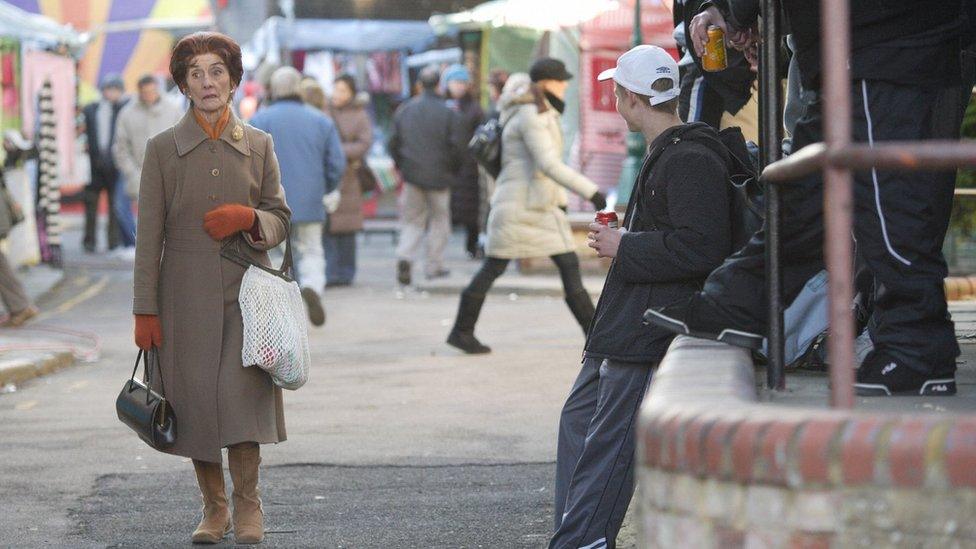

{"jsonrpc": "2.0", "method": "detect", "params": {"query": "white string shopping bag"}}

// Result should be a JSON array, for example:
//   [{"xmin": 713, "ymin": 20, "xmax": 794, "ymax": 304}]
[{"xmin": 221, "ymin": 232, "xmax": 310, "ymax": 390}]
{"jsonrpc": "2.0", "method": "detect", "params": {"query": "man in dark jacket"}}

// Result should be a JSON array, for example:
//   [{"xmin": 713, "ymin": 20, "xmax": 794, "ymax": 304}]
[
  {"xmin": 82, "ymin": 74, "xmax": 128, "ymax": 253},
  {"xmin": 646, "ymin": 0, "xmax": 964, "ymax": 396},
  {"xmin": 673, "ymin": 0, "xmax": 756, "ymax": 128},
  {"xmin": 389, "ymin": 65, "xmax": 464, "ymax": 285},
  {"xmin": 549, "ymin": 46, "xmax": 732, "ymax": 549}
]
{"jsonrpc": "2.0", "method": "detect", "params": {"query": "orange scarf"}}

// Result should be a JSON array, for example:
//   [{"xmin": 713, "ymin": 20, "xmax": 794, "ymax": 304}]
[{"xmin": 193, "ymin": 106, "xmax": 231, "ymax": 140}]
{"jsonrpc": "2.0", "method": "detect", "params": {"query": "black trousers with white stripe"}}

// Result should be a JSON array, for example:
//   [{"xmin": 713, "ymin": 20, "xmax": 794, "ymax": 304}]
[
  {"xmin": 678, "ymin": 63, "xmax": 726, "ymax": 129},
  {"xmin": 701, "ymin": 79, "xmax": 960, "ymax": 374}
]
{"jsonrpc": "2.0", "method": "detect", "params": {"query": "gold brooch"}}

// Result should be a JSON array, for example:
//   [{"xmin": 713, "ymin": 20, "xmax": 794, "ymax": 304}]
[{"xmin": 232, "ymin": 125, "xmax": 244, "ymax": 141}]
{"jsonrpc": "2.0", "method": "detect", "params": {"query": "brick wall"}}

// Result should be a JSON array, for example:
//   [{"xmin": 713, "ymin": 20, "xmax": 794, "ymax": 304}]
[{"xmin": 636, "ymin": 337, "xmax": 976, "ymax": 548}]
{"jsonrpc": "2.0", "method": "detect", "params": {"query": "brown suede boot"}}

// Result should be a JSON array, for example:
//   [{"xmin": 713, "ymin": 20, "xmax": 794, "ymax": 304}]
[
  {"xmin": 228, "ymin": 443, "xmax": 264, "ymax": 544},
  {"xmin": 191, "ymin": 460, "xmax": 231, "ymax": 544}
]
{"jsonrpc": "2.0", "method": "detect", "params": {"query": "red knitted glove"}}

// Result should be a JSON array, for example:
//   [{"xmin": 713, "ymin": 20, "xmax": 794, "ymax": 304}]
[
  {"xmin": 134, "ymin": 314, "xmax": 162, "ymax": 350},
  {"xmin": 203, "ymin": 204, "xmax": 256, "ymax": 241}
]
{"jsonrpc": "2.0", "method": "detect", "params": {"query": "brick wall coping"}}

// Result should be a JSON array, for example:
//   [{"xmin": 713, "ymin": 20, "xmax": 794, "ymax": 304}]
[{"xmin": 638, "ymin": 336, "xmax": 976, "ymax": 490}]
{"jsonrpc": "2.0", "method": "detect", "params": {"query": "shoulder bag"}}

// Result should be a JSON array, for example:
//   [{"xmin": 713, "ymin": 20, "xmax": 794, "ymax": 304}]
[{"xmin": 220, "ymin": 233, "xmax": 310, "ymax": 390}]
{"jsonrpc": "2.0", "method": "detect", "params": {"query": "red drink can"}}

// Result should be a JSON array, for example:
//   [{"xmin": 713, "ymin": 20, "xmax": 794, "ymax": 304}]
[{"xmin": 595, "ymin": 211, "xmax": 619, "ymax": 229}]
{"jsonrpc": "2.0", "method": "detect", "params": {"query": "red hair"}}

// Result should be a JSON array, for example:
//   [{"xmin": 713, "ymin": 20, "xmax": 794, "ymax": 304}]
[{"xmin": 169, "ymin": 32, "xmax": 243, "ymax": 93}]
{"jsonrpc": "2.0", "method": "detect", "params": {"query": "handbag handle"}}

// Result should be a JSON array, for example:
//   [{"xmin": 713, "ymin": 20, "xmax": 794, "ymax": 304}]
[
  {"xmin": 130, "ymin": 348, "xmax": 166, "ymax": 403},
  {"xmin": 219, "ymin": 223, "xmax": 294, "ymax": 282}
]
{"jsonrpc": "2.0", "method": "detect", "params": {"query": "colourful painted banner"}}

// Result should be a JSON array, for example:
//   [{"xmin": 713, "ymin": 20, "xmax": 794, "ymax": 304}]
[{"xmin": 7, "ymin": 0, "xmax": 210, "ymax": 102}]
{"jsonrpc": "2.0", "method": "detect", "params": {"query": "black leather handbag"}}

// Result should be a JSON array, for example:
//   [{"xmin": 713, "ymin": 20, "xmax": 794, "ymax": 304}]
[{"xmin": 116, "ymin": 348, "xmax": 177, "ymax": 450}]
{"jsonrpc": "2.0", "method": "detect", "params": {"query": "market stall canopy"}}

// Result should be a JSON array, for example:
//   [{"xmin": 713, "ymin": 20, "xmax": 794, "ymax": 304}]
[
  {"xmin": 406, "ymin": 47, "xmax": 461, "ymax": 68},
  {"xmin": 295, "ymin": 0, "xmax": 483, "ymax": 21},
  {"xmin": 430, "ymin": 0, "xmax": 618, "ymax": 33},
  {"xmin": 0, "ymin": 1, "xmax": 86, "ymax": 52},
  {"xmin": 6, "ymin": 0, "xmax": 213, "ymax": 102},
  {"xmin": 243, "ymin": 16, "xmax": 437, "ymax": 70}
]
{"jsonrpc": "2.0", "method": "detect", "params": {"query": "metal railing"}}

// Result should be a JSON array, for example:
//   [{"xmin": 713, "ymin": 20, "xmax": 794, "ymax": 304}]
[
  {"xmin": 759, "ymin": 0, "xmax": 785, "ymax": 391},
  {"xmin": 760, "ymin": 0, "xmax": 976, "ymax": 407}
]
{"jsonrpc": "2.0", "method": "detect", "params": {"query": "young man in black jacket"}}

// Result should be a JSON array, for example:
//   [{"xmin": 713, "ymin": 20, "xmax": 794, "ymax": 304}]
[
  {"xmin": 647, "ymin": 0, "xmax": 964, "ymax": 396},
  {"xmin": 549, "ymin": 45, "xmax": 732, "ymax": 549}
]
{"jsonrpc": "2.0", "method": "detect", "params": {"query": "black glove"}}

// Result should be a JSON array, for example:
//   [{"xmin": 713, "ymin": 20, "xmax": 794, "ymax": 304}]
[{"xmin": 590, "ymin": 191, "xmax": 607, "ymax": 211}]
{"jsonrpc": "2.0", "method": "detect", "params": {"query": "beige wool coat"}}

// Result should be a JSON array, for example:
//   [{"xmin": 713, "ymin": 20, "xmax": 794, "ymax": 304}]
[
  {"xmin": 485, "ymin": 79, "xmax": 599, "ymax": 259},
  {"xmin": 133, "ymin": 109, "xmax": 291, "ymax": 463},
  {"xmin": 327, "ymin": 100, "xmax": 373, "ymax": 235}
]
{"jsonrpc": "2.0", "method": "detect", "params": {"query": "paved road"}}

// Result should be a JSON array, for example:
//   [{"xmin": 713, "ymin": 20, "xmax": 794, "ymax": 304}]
[{"xmin": 0, "ymin": 224, "xmax": 635, "ymax": 548}]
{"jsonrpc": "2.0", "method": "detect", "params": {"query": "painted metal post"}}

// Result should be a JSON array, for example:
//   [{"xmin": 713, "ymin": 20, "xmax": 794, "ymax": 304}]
[
  {"xmin": 760, "ymin": 0, "xmax": 785, "ymax": 390},
  {"xmin": 821, "ymin": 0, "xmax": 856, "ymax": 408},
  {"xmin": 615, "ymin": 0, "xmax": 645, "ymax": 209}
]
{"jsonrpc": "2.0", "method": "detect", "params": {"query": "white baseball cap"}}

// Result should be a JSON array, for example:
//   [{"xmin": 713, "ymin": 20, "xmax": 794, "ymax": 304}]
[{"xmin": 597, "ymin": 45, "xmax": 680, "ymax": 106}]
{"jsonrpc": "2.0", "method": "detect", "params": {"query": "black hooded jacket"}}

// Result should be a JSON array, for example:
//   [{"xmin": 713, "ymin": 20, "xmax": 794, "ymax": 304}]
[
  {"xmin": 707, "ymin": 0, "xmax": 962, "ymax": 90},
  {"xmin": 584, "ymin": 123, "xmax": 733, "ymax": 364}
]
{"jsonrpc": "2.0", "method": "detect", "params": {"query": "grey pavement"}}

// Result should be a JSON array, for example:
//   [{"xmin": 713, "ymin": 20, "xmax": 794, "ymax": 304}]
[
  {"xmin": 0, "ymin": 214, "xmax": 636, "ymax": 548},
  {"xmin": 0, "ymin": 260, "xmax": 71, "ymax": 390}
]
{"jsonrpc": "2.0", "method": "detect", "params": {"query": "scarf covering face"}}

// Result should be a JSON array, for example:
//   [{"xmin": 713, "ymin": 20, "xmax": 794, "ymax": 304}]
[
  {"xmin": 193, "ymin": 105, "xmax": 231, "ymax": 140},
  {"xmin": 544, "ymin": 91, "xmax": 565, "ymax": 114}
]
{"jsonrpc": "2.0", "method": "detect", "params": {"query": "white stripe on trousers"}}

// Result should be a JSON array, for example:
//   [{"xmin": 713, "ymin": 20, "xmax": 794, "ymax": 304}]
[
  {"xmin": 688, "ymin": 75, "xmax": 705, "ymax": 122},
  {"xmin": 860, "ymin": 79, "xmax": 912, "ymax": 266},
  {"xmin": 578, "ymin": 537, "xmax": 608, "ymax": 549}
]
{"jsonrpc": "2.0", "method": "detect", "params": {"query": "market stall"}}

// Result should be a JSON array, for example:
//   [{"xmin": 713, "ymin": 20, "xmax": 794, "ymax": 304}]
[
  {"xmin": 576, "ymin": 0, "xmax": 676, "ymax": 196},
  {"xmin": 243, "ymin": 16, "xmax": 439, "ymax": 218},
  {"xmin": 7, "ymin": 0, "xmax": 214, "ymax": 103},
  {"xmin": 0, "ymin": 0, "xmax": 85, "ymax": 268},
  {"xmin": 429, "ymin": 0, "xmax": 674, "ymax": 202}
]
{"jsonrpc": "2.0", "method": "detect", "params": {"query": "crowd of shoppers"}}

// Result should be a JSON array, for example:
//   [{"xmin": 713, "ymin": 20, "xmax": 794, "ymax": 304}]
[{"xmin": 89, "ymin": 0, "xmax": 976, "ymax": 544}]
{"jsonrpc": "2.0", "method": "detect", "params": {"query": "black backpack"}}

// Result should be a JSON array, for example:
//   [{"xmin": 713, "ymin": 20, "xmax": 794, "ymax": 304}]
[
  {"xmin": 714, "ymin": 126, "xmax": 764, "ymax": 252},
  {"xmin": 468, "ymin": 116, "xmax": 503, "ymax": 178},
  {"xmin": 646, "ymin": 124, "xmax": 763, "ymax": 252}
]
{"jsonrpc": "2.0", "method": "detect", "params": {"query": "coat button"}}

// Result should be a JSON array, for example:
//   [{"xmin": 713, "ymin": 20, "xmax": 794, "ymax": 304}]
[
  {"xmin": 209, "ymin": 144, "xmax": 216, "ymax": 153},
  {"xmin": 211, "ymin": 168, "xmax": 219, "ymax": 177},
  {"xmin": 208, "ymin": 194, "xmax": 217, "ymax": 201}
]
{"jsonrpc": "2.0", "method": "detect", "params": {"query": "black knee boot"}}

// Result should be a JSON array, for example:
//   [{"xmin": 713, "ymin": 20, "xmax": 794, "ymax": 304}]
[
  {"xmin": 447, "ymin": 291, "xmax": 491, "ymax": 354},
  {"xmin": 564, "ymin": 290, "xmax": 595, "ymax": 335}
]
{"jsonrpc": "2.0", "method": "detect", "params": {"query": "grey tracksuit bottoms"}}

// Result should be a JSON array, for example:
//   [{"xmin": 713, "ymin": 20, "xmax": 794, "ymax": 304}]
[{"xmin": 550, "ymin": 356, "xmax": 656, "ymax": 549}]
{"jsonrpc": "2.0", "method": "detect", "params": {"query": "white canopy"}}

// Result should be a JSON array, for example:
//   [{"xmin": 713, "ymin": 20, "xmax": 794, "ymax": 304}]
[
  {"xmin": 430, "ymin": 0, "xmax": 620, "ymax": 33},
  {"xmin": 0, "ymin": 1, "xmax": 86, "ymax": 53}
]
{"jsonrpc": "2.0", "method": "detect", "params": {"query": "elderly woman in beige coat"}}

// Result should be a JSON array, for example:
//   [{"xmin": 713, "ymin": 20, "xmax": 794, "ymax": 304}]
[
  {"xmin": 132, "ymin": 32, "xmax": 289, "ymax": 545},
  {"xmin": 447, "ymin": 59, "xmax": 607, "ymax": 355}
]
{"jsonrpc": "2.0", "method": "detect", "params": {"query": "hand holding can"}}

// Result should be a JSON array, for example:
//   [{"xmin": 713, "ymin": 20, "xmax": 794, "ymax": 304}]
[
  {"xmin": 595, "ymin": 211, "xmax": 619, "ymax": 229},
  {"xmin": 702, "ymin": 25, "xmax": 728, "ymax": 72}
]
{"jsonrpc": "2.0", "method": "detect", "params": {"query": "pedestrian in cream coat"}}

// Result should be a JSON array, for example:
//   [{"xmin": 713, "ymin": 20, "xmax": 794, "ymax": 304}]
[{"xmin": 447, "ymin": 62, "xmax": 607, "ymax": 355}]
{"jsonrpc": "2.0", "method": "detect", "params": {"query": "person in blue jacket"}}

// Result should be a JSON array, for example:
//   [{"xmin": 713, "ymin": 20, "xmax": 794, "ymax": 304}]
[{"xmin": 250, "ymin": 66, "xmax": 346, "ymax": 327}]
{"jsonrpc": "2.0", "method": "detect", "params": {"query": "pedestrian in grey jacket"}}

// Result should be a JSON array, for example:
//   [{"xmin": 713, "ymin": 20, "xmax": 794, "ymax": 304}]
[
  {"xmin": 113, "ymin": 75, "xmax": 185, "ymax": 199},
  {"xmin": 389, "ymin": 65, "xmax": 465, "ymax": 285}
]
